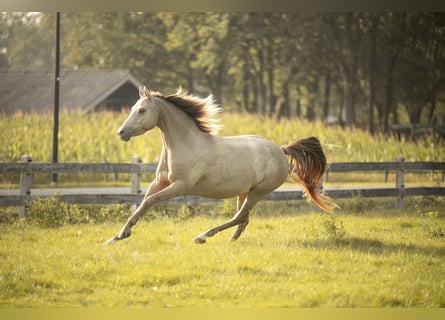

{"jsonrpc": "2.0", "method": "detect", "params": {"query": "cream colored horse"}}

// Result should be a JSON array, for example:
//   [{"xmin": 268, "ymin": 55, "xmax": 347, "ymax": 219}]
[{"xmin": 105, "ymin": 87, "xmax": 337, "ymax": 244}]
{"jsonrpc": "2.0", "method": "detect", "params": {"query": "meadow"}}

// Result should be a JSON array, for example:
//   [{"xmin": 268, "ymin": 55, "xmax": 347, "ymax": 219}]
[
  {"xmin": 1, "ymin": 111, "xmax": 444, "ymax": 308},
  {"xmin": 0, "ymin": 197, "xmax": 444, "ymax": 307}
]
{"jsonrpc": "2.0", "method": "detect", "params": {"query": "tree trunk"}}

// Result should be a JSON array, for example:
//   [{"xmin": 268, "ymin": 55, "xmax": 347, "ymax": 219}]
[
  {"xmin": 276, "ymin": 80, "xmax": 290, "ymax": 119},
  {"xmin": 306, "ymin": 76, "xmax": 319, "ymax": 121},
  {"xmin": 252, "ymin": 76, "xmax": 259, "ymax": 113},
  {"xmin": 267, "ymin": 44, "xmax": 276, "ymax": 116},
  {"xmin": 344, "ymin": 72, "xmax": 357, "ymax": 127},
  {"xmin": 337, "ymin": 82, "xmax": 345, "ymax": 126},
  {"xmin": 342, "ymin": 13, "xmax": 360, "ymax": 127},
  {"xmin": 295, "ymin": 86, "xmax": 301, "ymax": 119},
  {"xmin": 258, "ymin": 48, "xmax": 267, "ymax": 115},
  {"xmin": 242, "ymin": 62, "xmax": 250, "ymax": 112},
  {"xmin": 322, "ymin": 71, "xmax": 331, "ymax": 120},
  {"xmin": 214, "ymin": 62, "xmax": 224, "ymax": 106},
  {"xmin": 428, "ymin": 86, "xmax": 437, "ymax": 125},
  {"xmin": 282, "ymin": 81, "xmax": 290, "ymax": 118},
  {"xmin": 383, "ymin": 74, "xmax": 393, "ymax": 132},
  {"xmin": 383, "ymin": 13, "xmax": 406, "ymax": 133},
  {"xmin": 368, "ymin": 14, "xmax": 378, "ymax": 135}
]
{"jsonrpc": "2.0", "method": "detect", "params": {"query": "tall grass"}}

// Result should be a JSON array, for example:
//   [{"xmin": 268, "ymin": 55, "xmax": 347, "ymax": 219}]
[
  {"xmin": 1, "ymin": 111, "xmax": 443, "ymax": 164},
  {"xmin": 1, "ymin": 111, "xmax": 161, "ymax": 164}
]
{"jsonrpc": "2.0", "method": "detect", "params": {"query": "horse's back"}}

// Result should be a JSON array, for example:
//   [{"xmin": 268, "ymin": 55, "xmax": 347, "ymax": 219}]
[
  {"xmin": 190, "ymin": 134, "xmax": 288, "ymax": 199},
  {"xmin": 227, "ymin": 135, "xmax": 289, "ymax": 188},
  {"xmin": 220, "ymin": 135, "xmax": 286, "ymax": 162}
]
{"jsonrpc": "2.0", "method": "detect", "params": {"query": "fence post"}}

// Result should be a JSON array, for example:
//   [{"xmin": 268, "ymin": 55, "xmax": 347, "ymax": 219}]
[
  {"xmin": 131, "ymin": 156, "xmax": 142, "ymax": 194},
  {"xmin": 19, "ymin": 155, "xmax": 33, "ymax": 218},
  {"xmin": 395, "ymin": 156, "xmax": 405, "ymax": 209},
  {"xmin": 130, "ymin": 156, "xmax": 142, "ymax": 213}
]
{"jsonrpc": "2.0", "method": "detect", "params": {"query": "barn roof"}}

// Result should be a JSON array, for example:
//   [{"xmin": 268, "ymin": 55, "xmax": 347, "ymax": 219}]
[{"xmin": 0, "ymin": 69, "xmax": 142, "ymax": 113}]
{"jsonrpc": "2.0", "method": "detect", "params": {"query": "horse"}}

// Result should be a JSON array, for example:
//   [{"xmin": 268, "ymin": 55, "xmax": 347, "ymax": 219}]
[{"xmin": 105, "ymin": 86, "xmax": 337, "ymax": 244}]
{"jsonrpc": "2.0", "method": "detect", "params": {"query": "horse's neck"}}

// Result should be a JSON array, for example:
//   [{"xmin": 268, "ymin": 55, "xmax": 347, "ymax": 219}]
[{"xmin": 156, "ymin": 98, "xmax": 206, "ymax": 151}]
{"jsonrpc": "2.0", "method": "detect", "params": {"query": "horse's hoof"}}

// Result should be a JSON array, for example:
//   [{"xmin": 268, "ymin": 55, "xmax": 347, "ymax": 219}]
[
  {"xmin": 193, "ymin": 234, "xmax": 207, "ymax": 244},
  {"xmin": 104, "ymin": 236, "xmax": 119, "ymax": 245},
  {"xmin": 117, "ymin": 229, "xmax": 132, "ymax": 240},
  {"xmin": 104, "ymin": 230, "xmax": 132, "ymax": 245}
]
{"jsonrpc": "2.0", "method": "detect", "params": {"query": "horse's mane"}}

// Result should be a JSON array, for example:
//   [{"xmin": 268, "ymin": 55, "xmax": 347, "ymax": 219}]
[{"xmin": 152, "ymin": 88, "xmax": 222, "ymax": 135}]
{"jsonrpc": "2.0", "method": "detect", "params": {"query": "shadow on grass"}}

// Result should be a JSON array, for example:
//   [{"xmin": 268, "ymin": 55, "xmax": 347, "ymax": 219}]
[{"xmin": 297, "ymin": 237, "xmax": 445, "ymax": 257}]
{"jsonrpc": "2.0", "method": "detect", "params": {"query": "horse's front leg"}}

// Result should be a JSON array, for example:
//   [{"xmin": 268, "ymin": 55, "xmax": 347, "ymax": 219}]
[{"xmin": 104, "ymin": 181, "xmax": 185, "ymax": 244}]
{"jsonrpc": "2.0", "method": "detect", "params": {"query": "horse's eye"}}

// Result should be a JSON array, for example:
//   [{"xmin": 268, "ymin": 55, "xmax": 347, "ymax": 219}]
[{"xmin": 138, "ymin": 108, "xmax": 146, "ymax": 114}]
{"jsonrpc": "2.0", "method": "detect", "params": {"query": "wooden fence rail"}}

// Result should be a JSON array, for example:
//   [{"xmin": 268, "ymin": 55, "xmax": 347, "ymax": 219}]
[{"xmin": 1, "ymin": 156, "xmax": 444, "ymax": 218}]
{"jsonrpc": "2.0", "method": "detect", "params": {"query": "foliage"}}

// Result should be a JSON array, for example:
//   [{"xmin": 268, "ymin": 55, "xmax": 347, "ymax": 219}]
[
  {"xmin": 0, "ymin": 13, "xmax": 53, "ymax": 71},
  {"xmin": 221, "ymin": 198, "xmax": 237, "ymax": 218},
  {"xmin": 25, "ymin": 197, "xmax": 135, "ymax": 227},
  {"xmin": 27, "ymin": 196, "xmax": 87, "ymax": 227},
  {"xmin": 95, "ymin": 204, "xmax": 131, "ymax": 223},
  {"xmin": 321, "ymin": 216, "xmax": 347, "ymax": 244},
  {"xmin": 1, "ymin": 12, "xmax": 444, "ymax": 130}
]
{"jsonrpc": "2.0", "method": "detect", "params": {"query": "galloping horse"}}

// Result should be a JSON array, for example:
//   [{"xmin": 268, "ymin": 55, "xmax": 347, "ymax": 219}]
[{"xmin": 105, "ymin": 87, "xmax": 337, "ymax": 244}]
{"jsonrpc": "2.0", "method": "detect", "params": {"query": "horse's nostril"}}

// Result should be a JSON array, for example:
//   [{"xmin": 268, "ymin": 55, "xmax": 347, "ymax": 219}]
[{"xmin": 117, "ymin": 128, "xmax": 130, "ymax": 141}]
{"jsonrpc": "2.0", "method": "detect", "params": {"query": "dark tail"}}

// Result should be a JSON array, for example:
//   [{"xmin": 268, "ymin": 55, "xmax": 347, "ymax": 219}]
[{"xmin": 281, "ymin": 136, "xmax": 338, "ymax": 213}]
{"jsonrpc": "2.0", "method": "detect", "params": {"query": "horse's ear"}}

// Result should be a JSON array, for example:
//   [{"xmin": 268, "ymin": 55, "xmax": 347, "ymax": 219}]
[
  {"xmin": 139, "ymin": 86, "xmax": 145, "ymax": 98},
  {"xmin": 139, "ymin": 86, "xmax": 152, "ymax": 98}
]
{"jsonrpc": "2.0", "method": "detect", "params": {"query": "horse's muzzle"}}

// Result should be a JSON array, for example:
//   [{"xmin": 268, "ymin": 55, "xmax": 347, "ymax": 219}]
[{"xmin": 117, "ymin": 128, "xmax": 130, "ymax": 141}]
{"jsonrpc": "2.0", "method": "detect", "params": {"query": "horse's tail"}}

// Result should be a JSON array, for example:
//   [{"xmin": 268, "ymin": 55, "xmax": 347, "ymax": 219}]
[{"xmin": 281, "ymin": 136, "xmax": 338, "ymax": 213}]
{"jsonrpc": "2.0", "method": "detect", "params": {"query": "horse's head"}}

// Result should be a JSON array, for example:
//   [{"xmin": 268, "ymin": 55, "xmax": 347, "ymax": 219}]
[{"xmin": 117, "ymin": 86, "xmax": 159, "ymax": 141}]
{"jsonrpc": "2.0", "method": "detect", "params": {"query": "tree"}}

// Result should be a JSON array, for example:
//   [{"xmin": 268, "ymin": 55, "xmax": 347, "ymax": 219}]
[
  {"xmin": 397, "ymin": 13, "xmax": 445, "ymax": 125},
  {"xmin": 2, "ymin": 12, "xmax": 444, "ymax": 130},
  {"xmin": 0, "ymin": 13, "xmax": 11, "ymax": 69},
  {"xmin": 323, "ymin": 13, "xmax": 366, "ymax": 127},
  {"xmin": 2, "ymin": 12, "xmax": 53, "ymax": 71}
]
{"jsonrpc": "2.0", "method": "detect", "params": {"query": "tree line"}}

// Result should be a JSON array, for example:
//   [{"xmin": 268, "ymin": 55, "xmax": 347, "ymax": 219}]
[{"xmin": 1, "ymin": 12, "xmax": 444, "ymax": 132}]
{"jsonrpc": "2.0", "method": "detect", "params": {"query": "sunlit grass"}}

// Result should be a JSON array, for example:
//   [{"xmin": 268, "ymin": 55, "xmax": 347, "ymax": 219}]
[
  {"xmin": 1, "ymin": 111, "xmax": 444, "ymax": 307},
  {"xmin": 1, "ymin": 111, "xmax": 443, "ymax": 164},
  {"xmin": 1, "ymin": 199, "xmax": 444, "ymax": 307}
]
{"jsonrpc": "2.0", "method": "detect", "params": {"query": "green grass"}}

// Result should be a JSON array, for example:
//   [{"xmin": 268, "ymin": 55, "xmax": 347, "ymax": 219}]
[
  {"xmin": 1, "ymin": 111, "xmax": 444, "ymax": 308},
  {"xmin": 1, "ymin": 199, "xmax": 444, "ymax": 307}
]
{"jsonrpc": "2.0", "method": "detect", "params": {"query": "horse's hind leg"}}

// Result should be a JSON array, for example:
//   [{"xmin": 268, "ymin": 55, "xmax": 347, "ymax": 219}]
[
  {"xmin": 231, "ymin": 217, "xmax": 249, "ymax": 241},
  {"xmin": 193, "ymin": 191, "xmax": 264, "ymax": 243},
  {"xmin": 231, "ymin": 192, "xmax": 249, "ymax": 240}
]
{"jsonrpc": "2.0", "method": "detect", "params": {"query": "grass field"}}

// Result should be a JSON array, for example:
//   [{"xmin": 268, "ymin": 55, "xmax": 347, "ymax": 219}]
[
  {"xmin": 1, "ymin": 198, "xmax": 444, "ymax": 308},
  {"xmin": 1, "ymin": 111, "xmax": 443, "ymax": 164},
  {"xmin": 1, "ymin": 111, "xmax": 444, "ymax": 308}
]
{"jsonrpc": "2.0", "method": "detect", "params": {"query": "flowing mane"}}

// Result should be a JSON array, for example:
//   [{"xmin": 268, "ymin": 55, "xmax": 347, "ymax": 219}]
[{"xmin": 152, "ymin": 88, "xmax": 222, "ymax": 135}]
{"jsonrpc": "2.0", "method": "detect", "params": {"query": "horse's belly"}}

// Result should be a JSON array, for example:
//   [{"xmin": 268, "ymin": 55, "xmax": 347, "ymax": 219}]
[
  {"xmin": 189, "ymin": 135, "xmax": 288, "ymax": 199},
  {"xmin": 191, "ymin": 182, "xmax": 250, "ymax": 199},
  {"xmin": 190, "ymin": 173, "xmax": 254, "ymax": 199}
]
